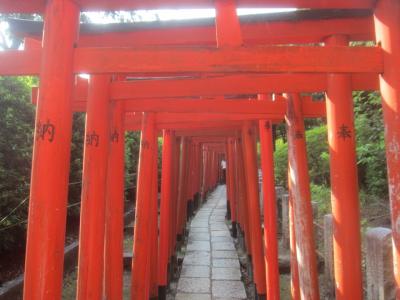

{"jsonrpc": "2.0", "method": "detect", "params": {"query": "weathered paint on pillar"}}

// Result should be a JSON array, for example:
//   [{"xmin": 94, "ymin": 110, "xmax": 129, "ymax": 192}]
[
  {"xmin": 158, "ymin": 130, "xmax": 174, "ymax": 298},
  {"xmin": 259, "ymin": 118, "xmax": 280, "ymax": 300},
  {"xmin": 374, "ymin": 1, "xmax": 400, "ymax": 295},
  {"xmin": 104, "ymin": 101, "xmax": 125, "ymax": 300},
  {"xmin": 286, "ymin": 94, "xmax": 320, "ymax": 300},
  {"xmin": 288, "ymin": 182, "xmax": 300, "ymax": 300},
  {"xmin": 242, "ymin": 121, "xmax": 267, "ymax": 298},
  {"xmin": 23, "ymin": 1, "xmax": 79, "ymax": 298},
  {"xmin": 325, "ymin": 35, "xmax": 363, "ymax": 300},
  {"xmin": 131, "ymin": 113, "xmax": 157, "ymax": 299}
]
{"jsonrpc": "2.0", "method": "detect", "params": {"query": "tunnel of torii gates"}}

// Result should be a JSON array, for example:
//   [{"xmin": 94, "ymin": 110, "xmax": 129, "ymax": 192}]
[{"xmin": 1, "ymin": 0, "xmax": 400, "ymax": 299}]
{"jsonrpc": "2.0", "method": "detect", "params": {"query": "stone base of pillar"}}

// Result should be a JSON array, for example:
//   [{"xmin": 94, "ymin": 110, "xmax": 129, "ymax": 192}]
[
  {"xmin": 281, "ymin": 194, "xmax": 290, "ymax": 249},
  {"xmin": 256, "ymin": 293, "xmax": 266, "ymax": 300},
  {"xmin": 226, "ymin": 199, "xmax": 231, "ymax": 220},
  {"xmin": 231, "ymin": 221, "xmax": 238, "ymax": 238},
  {"xmin": 158, "ymin": 286, "xmax": 166, "ymax": 300},
  {"xmin": 187, "ymin": 199, "xmax": 194, "ymax": 221}
]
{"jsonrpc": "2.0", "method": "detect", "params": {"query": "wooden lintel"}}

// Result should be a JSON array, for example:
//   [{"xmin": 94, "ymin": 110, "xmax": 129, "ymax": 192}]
[{"xmin": 1, "ymin": 46, "xmax": 383, "ymax": 76}]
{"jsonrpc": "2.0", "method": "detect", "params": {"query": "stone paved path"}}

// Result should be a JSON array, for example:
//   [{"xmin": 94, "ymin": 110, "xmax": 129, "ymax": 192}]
[{"xmin": 176, "ymin": 185, "xmax": 247, "ymax": 300}]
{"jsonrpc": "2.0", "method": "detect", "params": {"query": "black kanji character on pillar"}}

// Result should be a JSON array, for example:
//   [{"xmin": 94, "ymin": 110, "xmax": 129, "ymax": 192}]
[
  {"xmin": 36, "ymin": 119, "xmax": 55, "ymax": 142},
  {"xmin": 295, "ymin": 131, "xmax": 303, "ymax": 139},
  {"xmin": 86, "ymin": 131, "xmax": 100, "ymax": 147},
  {"xmin": 337, "ymin": 124, "xmax": 352, "ymax": 140},
  {"xmin": 110, "ymin": 129, "xmax": 119, "ymax": 143},
  {"xmin": 141, "ymin": 140, "xmax": 150, "ymax": 150}
]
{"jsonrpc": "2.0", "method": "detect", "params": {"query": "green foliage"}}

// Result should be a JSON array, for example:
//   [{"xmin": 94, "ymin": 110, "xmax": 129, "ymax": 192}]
[
  {"xmin": 125, "ymin": 131, "xmax": 141, "ymax": 193},
  {"xmin": 67, "ymin": 113, "xmax": 85, "ymax": 216},
  {"xmin": 305, "ymin": 125, "xmax": 330, "ymax": 186},
  {"xmin": 310, "ymin": 184, "xmax": 331, "ymax": 215},
  {"xmin": 0, "ymin": 77, "xmax": 86, "ymax": 251},
  {"xmin": 0, "ymin": 77, "xmax": 35, "ymax": 250},
  {"xmin": 274, "ymin": 123, "xmax": 329, "ymax": 188},
  {"xmin": 124, "ymin": 132, "xmax": 163, "ymax": 200},
  {"xmin": 274, "ymin": 91, "xmax": 388, "ymax": 211},
  {"xmin": 273, "ymin": 138, "xmax": 288, "ymax": 188},
  {"xmin": 354, "ymin": 91, "xmax": 387, "ymax": 199}
]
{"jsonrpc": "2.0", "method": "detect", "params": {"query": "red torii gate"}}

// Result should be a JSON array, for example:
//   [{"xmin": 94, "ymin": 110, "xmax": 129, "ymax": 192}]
[{"xmin": 1, "ymin": 1, "xmax": 400, "ymax": 300}]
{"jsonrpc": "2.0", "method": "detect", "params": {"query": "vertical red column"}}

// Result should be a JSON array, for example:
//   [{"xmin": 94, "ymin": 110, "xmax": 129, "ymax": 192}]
[
  {"xmin": 193, "ymin": 142, "xmax": 202, "ymax": 208},
  {"xmin": 237, "ymin": 138, "xmax": 252, "ymax": 254},
  {"xmin": 286, "ymin": 93, "xmax": 320, "ymax": 300},
  {"xmin": 171, "ymin": 136, "xmax": 180, "ymax": 252},
  {"xmin": 150, "ymin": 134, "xmax": 159, "ymax": 300},
  {"xmin": 374, "ymin": 1, "xmax": 400, "ymax": 295},
  {"xmin": 23, "ymin": 1, "xmax": 79, "ymax": 299},
  {"xmin": 104, "ymin": 101, "xmax": 125, "ymax": 300},
  {"xmin": 77, "ymin": 75, "xmax": 111, "ymax": 300},
  {"xmin": 226, "ymin": 138, "xmax": 238, "ymax": 237},
  {"xmin": 202, "ymin": 147, "xmax": 207, "ymax": 198},
  {"xmin": 176, "ymin": 138, "xmax": 187, "ymax": 239},
  {"xmin": 259, "ymin": 119, "xmax": 280, "ymax": 300},
  {"xmin": 131, "ymin": 113, "xmax": 157, "ymax": 299},
  {"xmin": 182, "ymin": 139, "xmax": 191, "ymax": 224},
  {"xmin": 242, "ymin": 121, "xmax": 267, "ymax": 298},
  {"xmin": 232, "ymin": 139, "xmax": 242, "ymax": 238},
  {"xmin": 288, "ymin": 179, "xmax": 300, "ymax": 300},
  {"xmin": 213, "ymin": 151, "xmax": 217, "ymax": 187},
  {"xmin": 215, "ymin": 0, "xmax": 242, "ymax": 47},
  {"xmin": 325, "ymin": 35, "xmax": 362, "ymax": 299},
  {"xmin": 158, "ymin": 130, "xmax": 174, "ymax": 299},
  {"xmin": 186, "ymin": 140, "xmax": 194, "ymax": 218}
]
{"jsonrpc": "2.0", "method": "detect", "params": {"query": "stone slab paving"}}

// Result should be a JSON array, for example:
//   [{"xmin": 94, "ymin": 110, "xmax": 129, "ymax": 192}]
[{"xmin": 176, "ymin": 186, "xmax": 247, "ymax": 300}]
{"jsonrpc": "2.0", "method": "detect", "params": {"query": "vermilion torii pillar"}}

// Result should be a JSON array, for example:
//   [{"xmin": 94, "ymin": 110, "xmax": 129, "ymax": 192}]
[
  {"xmin": 150, "ymin": 139, "xmax": 159, "ymax": 300},
  {"xmin": 242, "ymin": 121, "xmax": 267, "ymax": 299},
  {"xmin": 288, "ymin": 177, "xmax": 300, "ymax": 300},
  {"xmin": 171, "ymin": 136, "xmax": 181, "ymax": 253},
  {"xmin": 226, "ymin": 138, "xmax": 238, "ymax": 237},
  {"xmin": 258, "ymin": 115, "xmax": 280, "ymax": 299},
  {"xmin": 286, "ymin": 94, "xmax": 320, "ymax": 300},
  {"xmin": 186, "ymin": 141, "xmax": 196, "ymax": 217},
  {"xmin": 23, "ymin": 1, "xmax": 79, "ymax": 299},
  {"xmin": 236, "ymin": 138, "xmax": 252, "ymax": 255},
  {"xmin": 104, "ymin": 101, "xmax": 125, "ymax": 300},
  {"xmin": 193, "ymin": 142, "xmax": 202, "ymax": 209},
  {"xmin": 177, "ymin": 137, "xmax": 189, "ymax": 239},
  {"xmin": 158, "ymin": 130, "xmax": 174, "ymax": 300},
  {"xmin": 325, "ymin": 35, "xmax": 363, "ymax": 299},
  {"xmin": 131, "ymin": 112, "xmax": 157, "ymax": 299},
  {"xmin": 77, "ymin": 75, "xmax": 111, "ymax": 299},
  {"xmin": 374, "ymin": 0, "xmax": 400, "ymax": 295}
]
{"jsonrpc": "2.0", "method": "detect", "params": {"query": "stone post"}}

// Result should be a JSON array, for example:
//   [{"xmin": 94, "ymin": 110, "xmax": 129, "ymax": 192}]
[
  {"xmin": 281, "ymin": 194, "xmax": 290, "ymax": 249},
  {"xmin": 366, "ymin": 227, "xmax": 396, "ymax": 300},
  {"xmin": 324, "ymin": 214, "xmax": 335, "ymax": 299}
]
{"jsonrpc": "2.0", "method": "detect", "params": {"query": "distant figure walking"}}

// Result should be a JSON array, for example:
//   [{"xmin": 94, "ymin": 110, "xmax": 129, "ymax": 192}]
[{"xmin": 221, "ymin": 159, "xmax": 226, "ymax": 184}]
